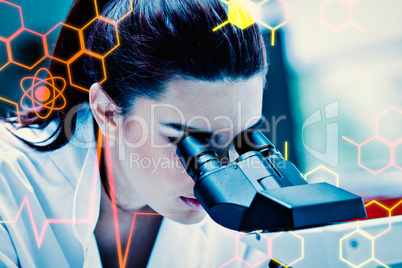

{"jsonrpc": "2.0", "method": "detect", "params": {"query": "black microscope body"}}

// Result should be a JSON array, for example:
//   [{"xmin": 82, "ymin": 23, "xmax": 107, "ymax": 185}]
[{"xmin": 175, "ymin": 129, "xmax": 366, "ymax": 232}]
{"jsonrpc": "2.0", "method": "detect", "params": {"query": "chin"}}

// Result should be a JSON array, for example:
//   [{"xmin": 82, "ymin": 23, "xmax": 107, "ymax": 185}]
[{"xmin": 167, "ymin": 210, "xmax": 207, "ymax": 225}]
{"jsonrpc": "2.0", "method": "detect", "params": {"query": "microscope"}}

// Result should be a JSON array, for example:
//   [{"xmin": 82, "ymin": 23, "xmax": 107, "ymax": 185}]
[{"xmin": 175, "ymin": 128, "xmax": 366, "ymax": 232}]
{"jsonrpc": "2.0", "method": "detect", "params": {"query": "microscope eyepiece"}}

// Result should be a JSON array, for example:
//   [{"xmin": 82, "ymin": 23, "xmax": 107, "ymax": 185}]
[
  {"xmin": 175, "ymin": 134, "xmax": 222, "ymax": 182},
  {"xmin": 234, "ymin": 130, "xmax": 283, "ymax": 159}
]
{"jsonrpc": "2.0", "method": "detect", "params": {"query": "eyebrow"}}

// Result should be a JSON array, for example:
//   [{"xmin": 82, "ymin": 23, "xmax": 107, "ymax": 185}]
[{"xmin": 160, "ymin": 115, "xmax": 266, "ymax": 141}]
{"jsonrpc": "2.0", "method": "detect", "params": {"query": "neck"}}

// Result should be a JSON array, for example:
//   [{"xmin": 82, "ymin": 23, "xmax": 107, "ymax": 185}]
[
  {"xmin": 103, "ymin": 138, "xmax": 148, "ymax": 213},
  {"xmin": 95, "ymin": 183, "xmax": 163, "ymax": 268},
  {"xmin": 97, "ymin": 138, "xmax": 159, "ymax": 230}
]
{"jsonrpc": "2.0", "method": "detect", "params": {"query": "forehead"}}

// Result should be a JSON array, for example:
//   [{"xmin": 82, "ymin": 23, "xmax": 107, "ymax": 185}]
[
  {"xmin": 155, "ymin": 77, "xmax": 264, "ymax": 122},
  {"xmin": 146, "ymin": 77, "xmax": 264, "ymax": 144}
]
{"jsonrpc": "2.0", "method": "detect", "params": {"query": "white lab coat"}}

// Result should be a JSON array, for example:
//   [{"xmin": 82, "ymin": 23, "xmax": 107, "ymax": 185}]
[{"xmin": 0, "ymin": 105, "xmax": 269, "ymax": 268}]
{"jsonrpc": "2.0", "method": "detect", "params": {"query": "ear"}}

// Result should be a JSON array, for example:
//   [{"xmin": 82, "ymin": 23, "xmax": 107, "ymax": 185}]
[{"xmin": 89, "ymin": 83, "xmax": 121, "ymax": 140}]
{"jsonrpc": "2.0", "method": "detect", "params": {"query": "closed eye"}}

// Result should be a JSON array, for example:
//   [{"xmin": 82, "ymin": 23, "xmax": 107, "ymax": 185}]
[
  {"xmin": 165, "ymin": 115, "xmax": 266, "ymax": 151},
  {"xmin": 166, "ymin": 136, "xmax": 179, "ymax": 148}
]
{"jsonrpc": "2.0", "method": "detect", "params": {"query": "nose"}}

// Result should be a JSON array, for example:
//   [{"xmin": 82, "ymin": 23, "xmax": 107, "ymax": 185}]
[
  {"xmin": 216, "ymin": 150, "xmax": 230, "ymax": 165},
  {"xmin": 215, "ymin": 145, "xmax": 238, "ymax": 165}
]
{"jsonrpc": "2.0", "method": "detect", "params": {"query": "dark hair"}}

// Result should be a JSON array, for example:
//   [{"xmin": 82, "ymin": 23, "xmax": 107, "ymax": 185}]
[{"xmin": 5, "ymin": 0, "xmax": 267, "ymax": 198}]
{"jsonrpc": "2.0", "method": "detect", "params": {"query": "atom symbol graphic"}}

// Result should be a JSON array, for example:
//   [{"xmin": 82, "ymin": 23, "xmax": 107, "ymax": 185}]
[{"xmin": 20, "ymin": 68, "xmax": 66, "ymax": 119}]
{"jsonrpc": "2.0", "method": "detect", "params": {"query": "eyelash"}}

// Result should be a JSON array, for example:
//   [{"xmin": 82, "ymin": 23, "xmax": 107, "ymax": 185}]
[
  {"xmin": 166, "ymin": 137, "xmax": 238, "ymax": 154},
  {"xmin": 165, "ymin": 120, "xmax": 265, "ymax": 151},
  {"xmin": 166, "ymin": 137, "xmax": 179, "ymax": 148}
]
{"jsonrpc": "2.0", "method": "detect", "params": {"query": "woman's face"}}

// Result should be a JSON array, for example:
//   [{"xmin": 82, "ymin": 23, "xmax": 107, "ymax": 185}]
[{"xmin": 109, "ymin": 76, "xmax": 264, "ymax": 224}]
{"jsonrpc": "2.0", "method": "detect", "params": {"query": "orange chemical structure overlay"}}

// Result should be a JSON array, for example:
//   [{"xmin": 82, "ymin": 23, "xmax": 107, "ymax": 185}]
[{"xmin": 20, "ymin": 68, "xmax": 66, "ymax": 119}]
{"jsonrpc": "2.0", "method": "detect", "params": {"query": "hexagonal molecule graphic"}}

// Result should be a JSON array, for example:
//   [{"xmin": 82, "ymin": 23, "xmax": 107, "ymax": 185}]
[
  {"xmin": 114, "ymin": 0, "xmax": 134, "ymax": 23},
  {"xmin": 66, "ymin": 0, "xmax": 98, "ymax": 29},
  {"xmin": 0, "ymin": 40, "xmax": 10, "ymax": 70},
  {"xmin": 91, "ymin": 0, "xmax": 134, "ymax": 23},
  {"xmin": 343, "ymin": 106, "xmax": 402, "ymax": 174},
  {"xmin": 237, "ymin": 232, "xmax": 271, "ymax": 267},
  {"xmin": 304, "ymin": 165, "xmax": 339, "ymax": 187},
  {"xmin": 20, "ymin": 68, "xmax": 66, "ymax": 119},
  {"xmin": 0, "ymin": 97, "xmax": 20, "ymax": 123},
  {"xmin": 391, "ymin": 200, "xmax": 402, "ymax": 217},
  {"xmin": 10, "ymin": 29, "xmax": 47, "ymax": 70},
  {"xmin": 0, "ymin": 0, "xmax": 23, "ymax": 41},
  {"xmin": 213, "ymin": 0, "xmax": 289, "ymax": 46},
  {"xmin": 228, "ymin": 0, "xmax": 260, "ymax": 30},
  {"xmin": 81, "ymin": 16, "xmax": 120, "ymax": 57},
  {"xmin": 68, "ymin": 51, "xmax": 106, "ymax": 92},
  {"xmin": 359, "ymin": 137, "xmax": 391, "ymax": 174},
  {"xmin": 340, "ymin": 229, "xmax": 373, "ymax": 267},
  {"xmin": 212, "ymin": 0, "xmax": 258, "ymax": 31},
  {"xmin": 395, "ymin": 143, "xmax": 402, "ymax": 170},
  {"xmin": 217, "ymin": 227, "xmax": 273, "ymax": 267},
  {"xmin": 216, "ymin": 227, "xmax": 240, "ymax": 268},
  {"xmin": 320, "ymin": 0, "xmax": 349, "ymax": 30},
  {"xmin": 259, "ymin": 0, "xmax": 289, "ymax": 33},
  {"xmin": 360, "ymin": 201, "xmax": 391, "ymax": 238},
  {"xmin": 376, "ymin": 107, "xmax": 402, "ymax": 145},
  {"xmin": 45, "ymin": 22, "xmax": 83, "ymax": 64},
  {"xmin": 271, "ymin": 232, "xmax": 304, "ymax": 267},
  {"xmin": 320, "ymin": 0, "xmax": 365, "ymax": 32}
]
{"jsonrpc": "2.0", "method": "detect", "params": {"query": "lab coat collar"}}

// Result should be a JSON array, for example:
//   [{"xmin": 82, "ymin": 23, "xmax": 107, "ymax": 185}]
[
  {"xmin": 147, "ymin": 215, "xmax": 210, "ymax": 268},
  {"xmin": 71, "ymin": 145, "xmax": 101, "ymax": 248},
  {"xmin": 48, "ymin": 104, "xmax": 101, "ymax": 249},
  {"xmin": 48, "ymin": 104, "xmax": 98, "ymax": 189}
]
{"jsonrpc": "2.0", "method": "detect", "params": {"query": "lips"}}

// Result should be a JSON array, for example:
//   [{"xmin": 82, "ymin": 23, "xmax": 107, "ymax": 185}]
[{"xmin": 180, "ymin": 196, "xmax": 204, "ymax": 211}]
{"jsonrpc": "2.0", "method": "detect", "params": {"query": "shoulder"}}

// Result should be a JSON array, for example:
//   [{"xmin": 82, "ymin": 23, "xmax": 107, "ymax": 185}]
[
  {"xmin": 0, "ymin": 121, "xmax": 50, "ymax": 175},
  {"xmin": 0, "ymin": 106, "xmax": 96, "ymax": 267},
  {"xmin": 0, "ymin": 122, "xmax": 62, "ymax": 209},
  {"xmin": 0, "ymin": 105, "xmax": 96, "ymax": 189},
  {"xmin": 0, "ymin": 119, "xmax": 58, "ymax": 175}
]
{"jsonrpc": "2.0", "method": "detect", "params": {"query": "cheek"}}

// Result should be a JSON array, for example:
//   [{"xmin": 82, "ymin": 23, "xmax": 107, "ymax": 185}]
[
  {"xmin": 122, "ymin": 121, "xmax": 189, "ymax": 184},
  {"xmin": 151, "ymin": 144, "xmax": 190, "ymax": 182},
  {"xmin": 122, "ymin": 116, "xmax": 150, "ymax": 146}
]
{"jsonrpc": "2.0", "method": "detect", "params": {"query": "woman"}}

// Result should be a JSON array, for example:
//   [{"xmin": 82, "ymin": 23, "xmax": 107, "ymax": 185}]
[{"xmin": 0, "ymin": 0, "xmax": 268, "ymax": 267}]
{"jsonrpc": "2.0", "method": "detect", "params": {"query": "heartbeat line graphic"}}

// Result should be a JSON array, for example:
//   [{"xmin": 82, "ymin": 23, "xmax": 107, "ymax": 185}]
[
  {"xmin": 0, "ymin": 129, "xmax": 103, "ymax": 248},
  {"xmin": 0, "ymin": 163, "xmax": 99, "ymax": 248}
]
